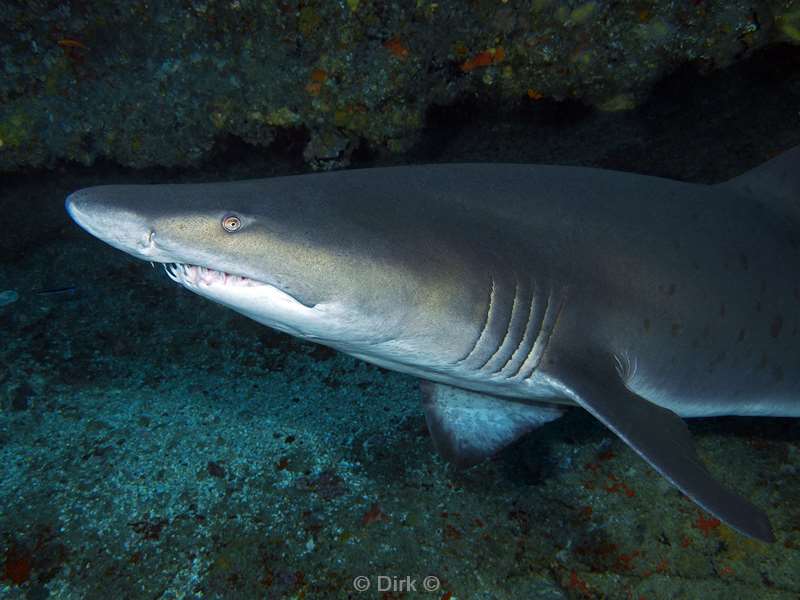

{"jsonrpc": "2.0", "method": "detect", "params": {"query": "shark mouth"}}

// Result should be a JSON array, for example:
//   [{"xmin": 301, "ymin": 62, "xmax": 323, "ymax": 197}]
[
  {"xmin": 163, "ymin": 263, "xmax": 265, "ymax": 288},
  {"xmin": 162, "ymin": 263, "xmax": 317, "ymax": 309}
]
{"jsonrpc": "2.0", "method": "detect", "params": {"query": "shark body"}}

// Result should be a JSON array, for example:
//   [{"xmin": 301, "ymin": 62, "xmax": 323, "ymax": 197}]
[{"xmin": 65, "ymin": 148, "xmax": 800, "ymax": 542}]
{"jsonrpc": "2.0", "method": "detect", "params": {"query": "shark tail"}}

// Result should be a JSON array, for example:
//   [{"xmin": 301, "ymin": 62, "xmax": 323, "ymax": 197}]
[{"xmin": 721, "ymin": 145, "xmax": 800, "ymax": 221}]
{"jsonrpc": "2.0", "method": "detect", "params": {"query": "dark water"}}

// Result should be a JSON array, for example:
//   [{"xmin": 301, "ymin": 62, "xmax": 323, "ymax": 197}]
[{"xmin": 2, "ymin": 44, "xmax": 800, "ymax": 599}]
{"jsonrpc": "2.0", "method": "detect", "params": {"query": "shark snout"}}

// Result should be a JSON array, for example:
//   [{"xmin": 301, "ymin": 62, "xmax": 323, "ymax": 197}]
[
  {"xmin": 64, "ymin": 189, "xmax": 92, "ymax": 229},
  {"xmin": 65, "ymin": 186, "xmax": 166, "ymax": 260}
]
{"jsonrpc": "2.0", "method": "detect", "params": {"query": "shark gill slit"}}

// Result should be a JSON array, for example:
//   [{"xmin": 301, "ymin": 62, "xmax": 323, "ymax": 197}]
[
  {"xmin": 515, "ymin": 290, "xmax": 564, "ymax": 381},
  {"xmin": 480, "ymin": 277, "xmax": 532, "ymax": 374},
  {"xmin": 496, "ymin": 279, "xmax": 538, "ymax": 377},
  {"xmin": 456, "ymin": 275, "xmax": 496, "ymax": 363},
  {"xmin": 502, "ymin": 287, "xmax": 549, "ymax": 379},
  {"xmin": 474, "ymin": 277, "xmax": 518, "ymax": 370},
  {"xmin": 460, "ymin": 274, "xmax": 520, "ymax": 369}
]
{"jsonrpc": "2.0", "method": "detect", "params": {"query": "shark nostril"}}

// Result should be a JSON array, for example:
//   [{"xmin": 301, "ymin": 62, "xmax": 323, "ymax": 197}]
[{"xmin": 138, "ymin": 230, "xmax": 156, "ymax": 250}]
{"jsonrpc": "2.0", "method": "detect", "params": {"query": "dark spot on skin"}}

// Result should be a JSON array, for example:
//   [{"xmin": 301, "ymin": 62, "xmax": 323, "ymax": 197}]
[
  {"xmin": 707, "ymin": 351, "xmax": 726, "ymax": 372},
  {"xmin": 671, "ymin": 323, "xmax": 682, "ymax": 337},
  {"xmin": 760, "ymin": 280, "xmax": 767, "ymax": 294},
  {"xmin": 719, "ymin": 303, "xmax": 725, "ymax": 318},
  {"xmin": 757, "ymin": 352, "xmax": 768, "ymax": 370},
  {"xmin": 667, "ymin": 283, "xmax": 676, "ymax": 296},
  {"xmin": 702, "ymin": 324, "xmax": 711, "ymax": 337},
  {"xmin": 739, "ymin": 253, "xmax": 749, "ymax": 270},
  {"xmin": 755, "ymin": 301, "xmax": 762, "ymax": 313},
  {"xmin": 691, "ymin": 260, "xmax": 700, "ymax": 270},
  {"xmin": 770, "ymin": 316, "xmax": 783, "ymax": 338},
  {"xmin": 773, "ymin": 365, "xmax": 784, "ymax": 382},
  {"xmin": 737, "ymin": 328, "xmax": 745, "ymax": 342},
  {"xmin": 643, "ymin": 318, "xmax": 651, "ymax": 333}
]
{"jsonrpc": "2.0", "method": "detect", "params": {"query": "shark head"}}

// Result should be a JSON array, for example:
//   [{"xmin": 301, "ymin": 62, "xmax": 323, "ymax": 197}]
[{"xmin": 65, "ymin": 174, "xmax": 486, "ymax": 364}]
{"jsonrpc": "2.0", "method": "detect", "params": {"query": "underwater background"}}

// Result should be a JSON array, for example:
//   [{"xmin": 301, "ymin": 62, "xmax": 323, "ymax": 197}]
[{"xmin": 3, "ymin": 3, "xmax": 800, "ymax": 599}]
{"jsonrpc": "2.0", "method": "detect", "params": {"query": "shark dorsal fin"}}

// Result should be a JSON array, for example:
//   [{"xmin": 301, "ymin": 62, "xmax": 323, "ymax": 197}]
[{"xmin": 421, "ymin": 381, "xmax": 564, "ymax": 468}]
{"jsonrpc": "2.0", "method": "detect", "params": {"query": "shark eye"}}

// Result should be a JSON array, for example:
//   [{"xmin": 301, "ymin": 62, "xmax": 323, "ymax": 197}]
[{"xmin": 222, "ymin": 214, "xmax": 242, "ymax": 232}]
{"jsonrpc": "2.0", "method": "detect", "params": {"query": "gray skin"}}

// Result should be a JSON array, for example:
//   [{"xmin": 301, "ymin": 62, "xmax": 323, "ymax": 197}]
[{"xmin": 65, "ymin": 148, "xmax": 800, "ymax": 543}]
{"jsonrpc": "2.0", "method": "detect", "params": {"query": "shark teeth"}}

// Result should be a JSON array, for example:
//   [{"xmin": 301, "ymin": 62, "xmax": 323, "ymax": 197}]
[{"xmin": 163, "ymin": 263, "xmax": 263, "ymax": 288}]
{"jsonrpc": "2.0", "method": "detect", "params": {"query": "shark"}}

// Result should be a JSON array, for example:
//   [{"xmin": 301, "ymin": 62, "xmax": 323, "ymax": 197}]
[{"xmin": 65, "ymin": 147, "xmax": 800, "ymax": 543}]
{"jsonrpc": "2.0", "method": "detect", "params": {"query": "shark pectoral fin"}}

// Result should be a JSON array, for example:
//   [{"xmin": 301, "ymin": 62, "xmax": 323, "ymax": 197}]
[
  {"xmin": 550, "ymin": 361, "xmax": 775, "ymax": 543},
  {"xmin": 420, "ymin": 381, "xmax": 565, "ymax": 469}
]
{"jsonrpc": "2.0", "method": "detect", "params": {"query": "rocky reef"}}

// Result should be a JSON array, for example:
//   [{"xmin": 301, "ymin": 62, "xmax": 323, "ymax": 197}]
[{"xmin": 2, "ymin": 0, "xmax": 798, "ymax": 171}]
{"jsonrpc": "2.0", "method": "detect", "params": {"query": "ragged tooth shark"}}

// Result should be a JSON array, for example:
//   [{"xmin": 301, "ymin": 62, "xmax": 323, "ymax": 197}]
[{"xmin": 65, "ymin": 148, "xmax": 800, "ymax": 543}]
